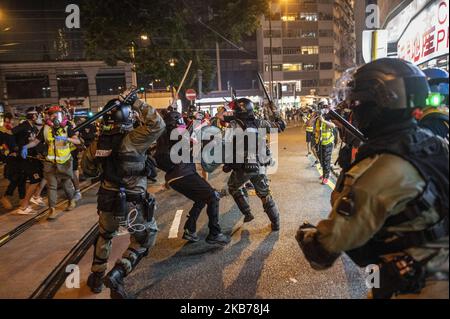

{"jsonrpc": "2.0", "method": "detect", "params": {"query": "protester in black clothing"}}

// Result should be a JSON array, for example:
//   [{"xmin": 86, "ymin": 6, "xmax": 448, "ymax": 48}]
[
  {"xmin": 154, "ymin": 110, "xmax": 230, "ymax": 246},
  {"xmin": 11, "ymin": 107, "xmax": 43, "ymax": 215},
  {"xmin": 0, "ymin": 113, "xmax": 23, "ymax": 210}
]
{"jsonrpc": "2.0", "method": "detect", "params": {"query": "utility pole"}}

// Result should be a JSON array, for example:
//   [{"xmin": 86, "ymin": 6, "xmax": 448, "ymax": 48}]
[
  {"xmin": 216, "ymin": 42, "xmax": 222, "ymax": 91},
  {"xmin": 268, "ymin": 1, "xmax": 274, "ymax": 101}
]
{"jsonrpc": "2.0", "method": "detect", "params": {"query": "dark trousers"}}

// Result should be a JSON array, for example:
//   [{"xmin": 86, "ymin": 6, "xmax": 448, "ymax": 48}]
[
  {"xmin": 5, "ymin": 174, "xmax": 26, "ymax": 199},
  {"xmin": 170, "ymin": 173, "xmax": 221, "ymax": 236},
  {"xmin": 320, "ymin": 143, "xmax": 333, "ymax": 179}
]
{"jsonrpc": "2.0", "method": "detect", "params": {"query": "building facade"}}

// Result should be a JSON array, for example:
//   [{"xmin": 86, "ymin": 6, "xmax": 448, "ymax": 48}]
[
  {"xmin": 257, "ymin": 0, "xmax": 356, "ymax": 107},
  {"xmin": 0, "ymin": 61, "xmax": 133, "ymax": 113}
]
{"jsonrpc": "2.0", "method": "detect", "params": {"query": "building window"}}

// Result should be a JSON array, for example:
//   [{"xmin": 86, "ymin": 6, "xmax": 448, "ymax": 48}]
[
  {"xmin": 282, "ymin": 63, "xmax": 303, "ymax": 72},
  {"xmin": 96, "ymin": 73, "xmax": 126, "ymax": 95},
  {"xmin": 318, "ymin": 29, "xmax": 333, "ymax": 37},
  {"xmin": 301, "ymin": 46, "xmax": 319, "ymax": 55},
  {"xmin": 263, "ymin": 29, "xmax": 282, "ymax": 38},
  {"xmin": 320, "ymin": 46, "xmax": 334, "ymax": 54},
  {"xmin": 303, "ymin": 63, "xmax": 317, "ymax": 71},
  {"xmin": 319, "ymin": 11, "xmax": 333, "ymax": 21},
  {"xmin": 301, "ymin": 31, "xmax": 317, "ymax": 38},
  {"xmin": 320, "ymin": 79, "xmax": 333, "ymax": 87},
  {"xmin": 300, "ymin": 13, "xmax": 318, "ymax": 22},
  {"xmin": 283, "ymin": 29, "xmax": 302, "ymax": 38},
  {"xmin": 302, "ymin": 79, "xmax": 318, "ymax": 87},
  {"xmin": 57, "ymin": 74, "xmax": 89, "ymax": 97},
  {"xmin": 320, "ymin": 62, "xmax": 333, "ymax": 70},
  {"xmin": 264, "ymin": 47, "xmax": 282, "ymax": 55},
  {"xmin": 283, "ymin": 47, "xmax": 300, "ymax": 55},
  {"xmin": 6, "ymin": 74, "xmax": 50, "ymax": 99},
  {"xmin": 281, "ymin": 14, "xmax": 298, "ymax": 22},
  {"xmin": 265, "ymin": 64, "xmax": 282, "ymax": 72}
]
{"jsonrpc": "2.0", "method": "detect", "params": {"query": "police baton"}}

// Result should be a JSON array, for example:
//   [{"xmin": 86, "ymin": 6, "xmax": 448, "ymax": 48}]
[
  {"xmin": 73, "ymin": 88, "xmax": 140, "ymax": 133},
  {"xmin": 327, "ymin": 109, "xmax": 367, "ymax": 143}
]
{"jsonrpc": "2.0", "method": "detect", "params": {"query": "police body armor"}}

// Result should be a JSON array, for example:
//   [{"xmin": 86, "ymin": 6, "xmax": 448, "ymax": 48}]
[
  {"xmin": 232, "ymin": 119, "xmax": 271, "ymax": 174},
  {"xmin": 95, "ymin": 129, "xmax": 155, "ymax": 221},
  {"xmin": 345, "ymin": 124, "xmax": 449, "ymax": 266}
]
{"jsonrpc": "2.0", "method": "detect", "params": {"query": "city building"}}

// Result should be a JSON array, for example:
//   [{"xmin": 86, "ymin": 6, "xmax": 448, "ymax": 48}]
[
  {"xmin": 355, "ymin": 0, "xmax": 448, "ymax": 69},
  {"xmin": 257, "ymin": 0, "xmax": 356, "ymax": 108},
  {"xmin": 0, "ymin": 60, "xmax": 133, "ymax": 113}
]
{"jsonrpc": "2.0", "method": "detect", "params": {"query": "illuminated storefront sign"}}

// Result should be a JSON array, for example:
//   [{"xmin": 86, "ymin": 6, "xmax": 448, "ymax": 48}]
[{"xmin": 396, "ymin": 0, "xmax": 449, "ymax": 65}]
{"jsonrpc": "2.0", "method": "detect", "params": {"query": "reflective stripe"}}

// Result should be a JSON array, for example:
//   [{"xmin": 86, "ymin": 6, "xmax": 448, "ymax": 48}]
[
  {"xmin": 44, "ymin": 126, "xmax": 72, "ymax": 164},
  {"xmin": 321, "ymin": 123, "xmax": 334, "ymax": 145},
  {"xmin": 306, "ymin": 126, "xmax": 314, "ymax": 132}
]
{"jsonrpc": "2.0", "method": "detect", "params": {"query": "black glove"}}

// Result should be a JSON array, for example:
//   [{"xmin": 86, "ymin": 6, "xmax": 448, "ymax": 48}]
[
  {"xmin": 296, "ymin": 222, "xmax": 316, "ymax": 244},
  {"xmin": 119, "ymin": 89, "xmax": 138, "ymax": 106},
  {"xmin": 222, "ymin": 164, "xmax": 232, "ymax": 173}
]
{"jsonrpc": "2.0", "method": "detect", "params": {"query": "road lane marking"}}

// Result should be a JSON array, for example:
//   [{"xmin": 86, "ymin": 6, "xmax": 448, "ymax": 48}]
[
  {"xmin": 168, "ymin": 210, "xmax": 183, "ymax": 238},
  {"xmin": 315, "ymin": 163, "xmax": 336, "ymax": 191}
]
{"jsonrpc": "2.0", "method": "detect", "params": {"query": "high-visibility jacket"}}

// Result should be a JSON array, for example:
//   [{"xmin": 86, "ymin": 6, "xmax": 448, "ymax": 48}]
[
  {"xmin": 305, "ymin": 114, "xmax": 314, "ymax": 132},
  {"xmin": 319, "ymin": 122, "xmax": 334, "ymax": 146},
  {"xmin": 44, "ymin": 126, "xmax": 72, "ymax": 164}
]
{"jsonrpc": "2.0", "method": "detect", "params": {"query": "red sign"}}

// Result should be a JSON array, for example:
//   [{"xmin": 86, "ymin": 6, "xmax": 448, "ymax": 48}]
[
  {"xmin": 185, "ymin": 89, "xmax": 197, "ymax": 101},
  {"xmin": 397, "ymin": 0, "xmax": 449, "ymax": 65}
]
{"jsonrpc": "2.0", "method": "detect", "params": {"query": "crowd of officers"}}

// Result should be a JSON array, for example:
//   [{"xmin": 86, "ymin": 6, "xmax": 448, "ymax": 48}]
[{"xmin": 0, "ymin": 106, "xmax": 98, "ymax": 219}]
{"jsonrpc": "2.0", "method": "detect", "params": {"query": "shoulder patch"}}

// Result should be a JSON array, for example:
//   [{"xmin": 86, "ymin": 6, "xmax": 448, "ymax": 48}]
[{"xmin": 95, "ymin": 149, "xmax": 112, "ymax": 158}]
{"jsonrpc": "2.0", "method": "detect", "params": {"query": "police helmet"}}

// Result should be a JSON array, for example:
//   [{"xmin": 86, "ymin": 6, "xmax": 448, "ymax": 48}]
[
  {"xmin": 234, "ymin": 98, "xmax": 255, "ymax": 120},
  {"xmin": 423, "ymin": 68, "xmax": 449, "ymax": 105},
  {"xmin": 102, "ymin": 99, "xmax": 133, "ymax": 131},
  {"xmin": 347, "ymin": 58, "xmax": 430, "ymax": 136}
]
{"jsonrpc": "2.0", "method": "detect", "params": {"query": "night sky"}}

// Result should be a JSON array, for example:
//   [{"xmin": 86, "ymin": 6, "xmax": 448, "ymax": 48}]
[{"xmin": 0, "ymin": 0, "xmax": 84, "ymax": 62}]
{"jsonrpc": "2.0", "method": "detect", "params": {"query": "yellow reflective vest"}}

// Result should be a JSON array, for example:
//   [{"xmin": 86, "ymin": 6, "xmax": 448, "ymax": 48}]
[
  {"xmin": 315, "ymin": 121, "xmax": 334, "ymax": 146},
  {"xmin": 44, "ymin": 126, "xmax": 72, "ymax": 164}
]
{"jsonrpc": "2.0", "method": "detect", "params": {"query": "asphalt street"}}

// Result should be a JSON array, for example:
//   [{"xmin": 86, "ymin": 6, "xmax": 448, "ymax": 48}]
[{"xmin": 120, "ymin": 126, "xmax": 368, "ymax": 299}]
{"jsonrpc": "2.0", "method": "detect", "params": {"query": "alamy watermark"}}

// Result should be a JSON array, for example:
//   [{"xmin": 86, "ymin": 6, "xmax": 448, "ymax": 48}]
[{"xmin": 65, "ymin": 4, "xmax": 80, "ymax": 29}]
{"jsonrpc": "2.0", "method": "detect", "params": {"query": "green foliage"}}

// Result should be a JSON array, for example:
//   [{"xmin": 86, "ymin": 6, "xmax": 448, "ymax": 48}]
[{"xmin": 81, "ymin": 0, "xmax": 268, "ymax": 92}]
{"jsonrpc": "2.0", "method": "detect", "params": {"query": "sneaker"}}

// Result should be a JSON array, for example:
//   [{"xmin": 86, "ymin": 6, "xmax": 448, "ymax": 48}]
[
  {"xmin": 205, "ymin": 233, "xmax": 231, "ymax": 246},
  {"xmin": 73, "ymin": 191, "xmax": 82, "ymax": 202},
  {"xmin": 47, "ymin": 208, "xmax": 59, "ymax": 220},
  {"xmin": 322, "ymin": 178, "xmax": 329, "ymax": 185},
  {"xmin": 14, "ymin": 207, "xmax": 37, "ymax": 215},
  {"xmin": 182, "ymin": 229, "xmax": 200, "ymax": 243},
  {"xmin": 66, "ymin": 199, "xmax": 77, "ymax": 211},
  {"xmin": 318, "ymin": 176, "xmax": 323, "ymax": 180},
  {"xmin": 0, "ymin": 196, "xmax": 13, "ymax": 210},
  {"xmin": 30, "ymin": 196, "xmax": 46, "ymax": 207}
]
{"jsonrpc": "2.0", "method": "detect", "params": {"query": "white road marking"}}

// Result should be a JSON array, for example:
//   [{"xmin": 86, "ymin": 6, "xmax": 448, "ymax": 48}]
[{"xmin": 168, "ymin": 210, "xmax": 183, "ymax": 239}]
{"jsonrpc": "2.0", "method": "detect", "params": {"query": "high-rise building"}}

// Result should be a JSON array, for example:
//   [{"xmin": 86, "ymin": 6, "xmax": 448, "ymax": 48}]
[{"xmin": 257, "ymin": 0, "xmax": 356, "ymax": 107}]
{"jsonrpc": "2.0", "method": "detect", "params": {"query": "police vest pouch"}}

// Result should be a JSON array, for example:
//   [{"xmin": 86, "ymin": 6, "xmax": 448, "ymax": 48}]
[{"xmin": 114, "ymin": 188, "xmax": 128, "ymax": 222}]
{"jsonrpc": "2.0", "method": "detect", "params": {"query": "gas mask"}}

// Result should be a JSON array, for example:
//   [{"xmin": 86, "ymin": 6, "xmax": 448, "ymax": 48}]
[
  {"xmin": 47, "ymin": 111, "xmax": 67, "ymax": 128},
  {"xmin": 35, "ymin": 113, "xmax": 44, "ymax": 126}
]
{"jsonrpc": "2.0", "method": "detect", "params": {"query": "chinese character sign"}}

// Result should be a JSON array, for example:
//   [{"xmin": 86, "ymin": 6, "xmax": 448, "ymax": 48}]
[{"xmin": 397, "ymin": 0, "xmax": 449, "ymax": 65}]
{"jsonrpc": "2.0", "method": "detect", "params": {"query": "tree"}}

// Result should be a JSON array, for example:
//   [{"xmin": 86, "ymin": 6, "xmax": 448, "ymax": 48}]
[{"xmin": 81, "ymin": 0, "xmax": 268, "ymax": 98}]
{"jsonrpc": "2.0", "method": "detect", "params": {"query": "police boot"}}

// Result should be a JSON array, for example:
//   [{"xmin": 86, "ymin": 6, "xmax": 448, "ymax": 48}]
[
  {"xmin": 232, "ymin": 192, "xmax": 254, "ymax": 222},
  {"xmin": 104, "ymin": 264, "xmax": 132, "ymax": 299},
  {"xmin": 87, "ymin": 271, "xmax": 105, "ymax": 294},
  {"xmin": 263, "ymin": 197, "xmax": 280, "ymax": 231}
]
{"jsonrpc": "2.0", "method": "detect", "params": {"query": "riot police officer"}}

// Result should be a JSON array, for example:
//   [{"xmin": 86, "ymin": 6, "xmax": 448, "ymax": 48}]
[
  {"xmin": 225, "ymin": 98, "xmax": 284, "ymax": 231},
  {"xmin": 419, "ymin": 68, "xmax": 449, "ymax": 141},
  {"xmin": 296, "ymin": 58, "xmax": 449, "ymax": 299},
  {"xmin": 82, "ymin": 93, "xmax": 165, "ymax": 299}
]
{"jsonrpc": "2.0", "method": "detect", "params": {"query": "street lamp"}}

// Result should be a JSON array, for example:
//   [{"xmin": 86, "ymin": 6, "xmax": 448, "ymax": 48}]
[{"xmin": 140, "ymin": 34, "xmax": 149, "ymax": 41}]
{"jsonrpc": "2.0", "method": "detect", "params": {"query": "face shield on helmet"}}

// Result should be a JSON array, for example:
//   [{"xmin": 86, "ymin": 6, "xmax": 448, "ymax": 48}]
[{"xmin": 346, "ymin": 58, "xmax": 430, "ymax": 136}]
